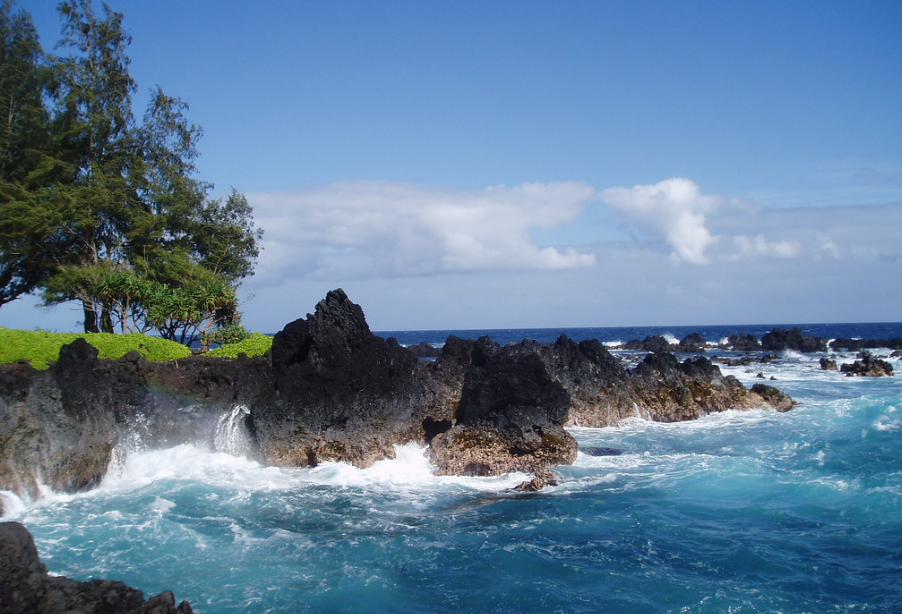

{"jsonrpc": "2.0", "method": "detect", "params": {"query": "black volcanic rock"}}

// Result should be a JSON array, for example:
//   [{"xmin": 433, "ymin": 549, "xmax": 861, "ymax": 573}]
[
  {"xmin": 428, "ymin": 337, "xmax": 578, "ymax": 476},
  {"xmin": 0, "ymin": 521, "xmax": 192, "ymax": 614},
  {"xmin": 624, "ymin": 335, "xmax": 674, "ymax": 352},
  {"xmin": 535, "ymin": 336, "xmax": 635, "ymax": 427},
  {"xmin": 724, "ymin": 333, "xmax": 761, "ymax": 351},
  {"xmin": 761, "ymin": 327, "xmax": 827, "ymax": 352},
  {"xmin": 254, "ymin": 288, "xmax": 429, "ymax": 468},
  {"xmin": 406, "ymin": 341, "xmax": 441, "ymax": 358},
  {"xmin": 678, "ymin": 333, "xmax": 707, "ymax": 353}
]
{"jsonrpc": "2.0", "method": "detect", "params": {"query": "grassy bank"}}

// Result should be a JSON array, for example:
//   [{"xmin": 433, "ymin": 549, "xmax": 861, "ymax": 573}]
[{"xmin": 0, "ymin": 327, "xmax": 273, "ymax": 369}]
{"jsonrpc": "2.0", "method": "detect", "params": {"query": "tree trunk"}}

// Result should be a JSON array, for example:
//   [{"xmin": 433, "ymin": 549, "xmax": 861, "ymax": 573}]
[
  {"xmin": 100, "ymin": 303, "xmax": 114, "ymax": 333},
  {"xmin": 82, "ymin": 302, "xmax": 100, "ymax": 333}
]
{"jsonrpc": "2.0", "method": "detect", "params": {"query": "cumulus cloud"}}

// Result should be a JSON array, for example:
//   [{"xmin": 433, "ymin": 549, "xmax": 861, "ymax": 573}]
[
  {"xmin": 599, "ymin": 178, "xmax": 720, "ymax": 265},
  {"xmin": 248, "ymin": 181, "xmax": 597, "ymax": 284}
]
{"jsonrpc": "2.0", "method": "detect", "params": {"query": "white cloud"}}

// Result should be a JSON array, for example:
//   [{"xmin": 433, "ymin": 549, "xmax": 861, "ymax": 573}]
[
  {"xmin": 817, "ymin": 233, "xmax": 840, "ymax": 259},
  {"xmin": 599, "ymin": 178, "xmax": 720, "ymax": 265},
  {"xmin": 733, "ymin": 234, "xmax": 801, "ymax": 259},
  {"xmin": 247, "ymin": 181, "xmax": 597, "ymax": 284}
]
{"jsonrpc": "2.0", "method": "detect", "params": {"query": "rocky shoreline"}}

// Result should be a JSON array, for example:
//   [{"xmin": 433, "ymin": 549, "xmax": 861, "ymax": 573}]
[
  {"xmin": 19, "ymin": 290, "xmax": 896, "ymax": 614},
  {"xmin": 1, "ymin": 289, "xmax": 797, "ymax": 512}
]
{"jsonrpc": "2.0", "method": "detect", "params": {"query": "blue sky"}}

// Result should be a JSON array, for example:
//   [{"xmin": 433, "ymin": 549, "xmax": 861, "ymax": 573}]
[{"xmin": 5, "ymin": 0, "xmax": 902, "ymax": 332}]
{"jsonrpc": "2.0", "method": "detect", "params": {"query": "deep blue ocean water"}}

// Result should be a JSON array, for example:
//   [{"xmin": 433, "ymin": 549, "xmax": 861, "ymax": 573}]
[{"xmin": 3, "ymin": 322, "xmax": 902, "ymax": 613}]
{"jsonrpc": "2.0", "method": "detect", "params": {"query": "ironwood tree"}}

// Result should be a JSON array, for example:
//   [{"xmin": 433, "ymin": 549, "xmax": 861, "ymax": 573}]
[{"xmin": 0, "ymin": 0, "xmax": 262, "ymax": 345}]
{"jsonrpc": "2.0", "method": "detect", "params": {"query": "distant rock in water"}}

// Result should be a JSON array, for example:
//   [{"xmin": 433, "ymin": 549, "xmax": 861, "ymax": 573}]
[
  {"xmin": 678, "ymin": 333, "xmax": 707, "ymax": 353},
  {"xmin": 0, "ymin": 289, "xmax": 796, "ymax": 504},
  {"xmin": 0, "ymin": 521, "xmax": 193, "ymax": 614},
  {"xmin": 820, "ymin": 357, "xmax": 839, "ymax": 371},
  {"xmin": 620, "ymin": 333, "xmax": 708, "ymax": 353},
  {"xmin": 723, "ymin": 333, "xmax": 762, "ymax": 352},
  {"xmin": 840, "ymin": 352, "xmax": 894, "ymax": 377},
  {"xmin": 761, "ymin": 327, "xmax": 827, "ymax": 352},
  {"xmin": 623, "ymin": 335, "xmax": 674, "ymax": 353},
  {"xmin": 830, "ymin": 337, "xmax": 902, "ymax": 351}
]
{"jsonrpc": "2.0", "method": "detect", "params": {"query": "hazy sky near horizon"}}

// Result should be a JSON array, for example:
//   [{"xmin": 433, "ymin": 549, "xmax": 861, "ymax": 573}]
[{"xmin": 5, "ymin": 0, "xmax": 902, "ymax": 332}]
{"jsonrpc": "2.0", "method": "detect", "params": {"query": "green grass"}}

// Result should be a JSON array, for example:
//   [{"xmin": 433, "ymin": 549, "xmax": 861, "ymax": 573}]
[
  {"xmin": 206, "ymin": 332, "xmax": 273, "ymax": 358},
  {"xmin": 0, "ymin": 327, "xmax": 191, "ymax": 369}
]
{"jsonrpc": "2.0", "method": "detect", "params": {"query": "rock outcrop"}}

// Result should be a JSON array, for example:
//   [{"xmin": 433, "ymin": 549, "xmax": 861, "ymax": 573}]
[
  {"xmin": 0, "ymin": 521, "xmax": 192, "ymax": 614},
  {"xmin": 0, "ymin": 338, "xmax": 270, "ymax": 505},
  {"xmin": 0, "ymin": 289, "xmax": 796, "ymax": 502},
  {"xmin": 251, "ymin": 289, "xmax": 428, "ymax": 468}
]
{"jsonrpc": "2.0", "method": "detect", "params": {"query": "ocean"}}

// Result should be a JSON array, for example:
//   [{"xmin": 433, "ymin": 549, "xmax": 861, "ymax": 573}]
[{"xmin": 3, "ymin": 322, "xmax": 902, "ymax": 613}]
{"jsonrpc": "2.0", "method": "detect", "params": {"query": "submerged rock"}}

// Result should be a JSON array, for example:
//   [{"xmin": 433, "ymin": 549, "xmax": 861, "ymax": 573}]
[
  {"xmin": 581, "ymin": 446, "xmax": 623, "ymax": 457},
  {"xmin": 514, "ymin": 468, "xmax": 559, "ymax": 492},
  {"xmin": 0, "ymin": 521, "xmax": 193, "ymax": 614},
  {"xmin": 820, "ymin": 357, "xmax": 838, "ymax": 371}
]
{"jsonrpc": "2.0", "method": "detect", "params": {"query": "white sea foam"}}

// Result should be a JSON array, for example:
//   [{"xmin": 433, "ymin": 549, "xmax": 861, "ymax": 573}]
[
  {"xmin": 306, "ymin": 442, "xmax": 529, "ymax": 492},
  {"xmin": 0, "ymin": 490, "xmax": 28, "ymax": 518},
  {"xmin": 571, "ymin": 408, "xmax": 776, "ymax": 438},
  {"xmin": 4, "ymin": 436, "xmax": 543, "ymax": 521},
  {"xmin": 79, "ymin": 440, "xmax": 531, "ymax": 507},
  {"xmin": 871, "ymin": 416, "xmax": 901, "ymax": 432},
  {"xmin": 98, "ymin": 443, "xmax": 273, "ymax": 494}
]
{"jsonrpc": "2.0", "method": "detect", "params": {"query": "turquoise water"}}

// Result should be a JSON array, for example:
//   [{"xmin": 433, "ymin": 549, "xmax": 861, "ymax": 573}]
[{"xmin": 4, "ymin": 325, "xmax": 902, "ymax": 613}]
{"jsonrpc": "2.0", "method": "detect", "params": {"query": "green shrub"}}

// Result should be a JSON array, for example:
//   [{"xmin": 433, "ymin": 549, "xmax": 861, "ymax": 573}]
[
  {"xmin": 206, "ymin": 332, "xmax": 273, "ymax": 358},
  {"xmin": 201, "ymin": 321, "xmax": 251, "ymax": 350},
  {"xmin": 0, "ymin": 327, "xmax": 190, "ymax": 369}
]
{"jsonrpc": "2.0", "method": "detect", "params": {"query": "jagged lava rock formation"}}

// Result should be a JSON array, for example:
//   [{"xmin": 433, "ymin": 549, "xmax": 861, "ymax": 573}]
[
  {"xmin": 0, "ymin": 521, "xmax": 193, "ymax": 613},
  {"xmin": 0, "ymin": 289, "xmax": 794, "ymax": 509},
  {"xmin": 252, "ymin": 289, "xmax": 429, "ymax": 468}
]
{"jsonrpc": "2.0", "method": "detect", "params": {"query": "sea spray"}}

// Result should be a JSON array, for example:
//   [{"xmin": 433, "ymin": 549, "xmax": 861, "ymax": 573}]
[{"xmin": 213, "ymin": 404, "xmax": 252, "ymax": 457}]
